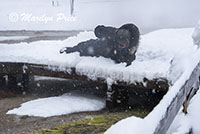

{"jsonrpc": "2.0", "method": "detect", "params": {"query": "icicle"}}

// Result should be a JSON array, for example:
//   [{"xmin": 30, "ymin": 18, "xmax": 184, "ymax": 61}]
[
  {"xmin": 22, "ymin": 64, "xmax": 28, "ymax": 74},
  {"xmin": 106, "ymin": 77, "xmax": 115, "ymax": 102}
]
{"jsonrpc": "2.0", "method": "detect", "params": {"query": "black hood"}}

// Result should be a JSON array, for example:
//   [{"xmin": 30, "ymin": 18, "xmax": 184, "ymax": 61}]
[{"xmin": 117, "ymin": 23, "xmax": 140, "ymax": 50}]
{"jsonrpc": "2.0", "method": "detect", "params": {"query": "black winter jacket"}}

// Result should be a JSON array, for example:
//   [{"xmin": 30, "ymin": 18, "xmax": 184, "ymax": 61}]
[{"xmin": 61, "ymin": 23, "xmax": 140, "ymax": 66}]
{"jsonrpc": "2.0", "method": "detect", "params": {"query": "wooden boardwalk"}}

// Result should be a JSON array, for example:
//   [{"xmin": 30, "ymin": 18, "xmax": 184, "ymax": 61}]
[{"xmin": 0, "ymin": 61, "xmax": 199, "ymax": 134}]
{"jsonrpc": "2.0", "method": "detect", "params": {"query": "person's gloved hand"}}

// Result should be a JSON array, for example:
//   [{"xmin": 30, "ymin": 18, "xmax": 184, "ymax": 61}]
[
  {"xmin": 60, "ymin": 47, "xmax": 68, "ymax": 54},
  {"xmin": 60, "ymin": 47, "xmax": 74, "ymax": 54},
  {"xmin": 125, "ymin": 54, "xmax": 136, "ymax": 67}
]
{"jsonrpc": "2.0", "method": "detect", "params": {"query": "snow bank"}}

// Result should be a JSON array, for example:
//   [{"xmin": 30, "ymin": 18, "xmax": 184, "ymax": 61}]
[
  {"xmin": 7, "ymin": 92, "xmax": 105, "ymax": 117},
  {"xmin": 193, "ymin": 20, "xmax": 200, "ymax": 46},
  {"xmin": 0, "ymin": 28, "xmax": 197, "ymax": 85}
]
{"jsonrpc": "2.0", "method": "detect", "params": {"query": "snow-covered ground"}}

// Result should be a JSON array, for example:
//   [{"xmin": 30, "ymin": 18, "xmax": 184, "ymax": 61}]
[
  {"xmin": 7, "ymin": 91, "xmax": 105, "ymax": 117},
  {"xmin": 105, "ymin": 89, "xmax": 200, "ymax": 134},
  {"xmin": 1, "ymin": 0, "xmax": 200, "ymax": 32},
  {"xmin": 6, "ymin": 87, "xmax": 200, "ymax": 133}
]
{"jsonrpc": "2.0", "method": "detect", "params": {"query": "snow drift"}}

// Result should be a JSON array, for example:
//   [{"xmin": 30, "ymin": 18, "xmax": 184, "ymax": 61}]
[{"xmin": 7, "ymin": 92, "xmax": 105, "ymax": 117}]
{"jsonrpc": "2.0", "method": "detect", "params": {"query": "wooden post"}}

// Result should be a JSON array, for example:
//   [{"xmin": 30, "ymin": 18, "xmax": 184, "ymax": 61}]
[
  {"xmin": 70, "ymin": 0, "xmax": 74, "ymax": 16},
  {"xmin": 0, "ymin": 74, "xmax": 6, "ymax": 85},
  {"xmin": 21, "ymin": 74, "xmax": 29, "ymax": 92},
  {"xmin": 6, "ymin": 74, "xmax": 29, "ymax": 93},
  {"xmin": 183, "ymin": 88, "xmax": 193, "ymax": 114},
  {"xmin": 106, "ymin": 80, "xmax": 115, "ymax": 110}
]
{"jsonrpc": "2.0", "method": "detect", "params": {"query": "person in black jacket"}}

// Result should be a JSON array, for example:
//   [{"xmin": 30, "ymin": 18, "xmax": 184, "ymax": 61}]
[{"xmin": 60, "ymin": 23, "xmax": 140, "ymax": 66}]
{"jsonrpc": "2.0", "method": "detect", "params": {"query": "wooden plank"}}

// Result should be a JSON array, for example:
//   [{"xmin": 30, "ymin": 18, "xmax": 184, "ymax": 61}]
[
  {"xmin": 153, "ymin": 62, "xmax": 200, "ymax": 134},
  {"xmin": 0, "ymin": 62, "xmax": 169, "ymax": 91}
]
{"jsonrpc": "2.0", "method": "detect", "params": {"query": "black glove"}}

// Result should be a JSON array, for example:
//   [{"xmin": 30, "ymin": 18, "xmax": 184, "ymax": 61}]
[
  {"xmin": 125, "ymin": 54, "xmax": 136, "ymax": 67},
  {"xmin": 60, "ymin": 47, "xmax": 77, "ymax": 54},
  {"xmin": 60, "ymin": 47, "xmax": 68, "ymax": 54}
]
